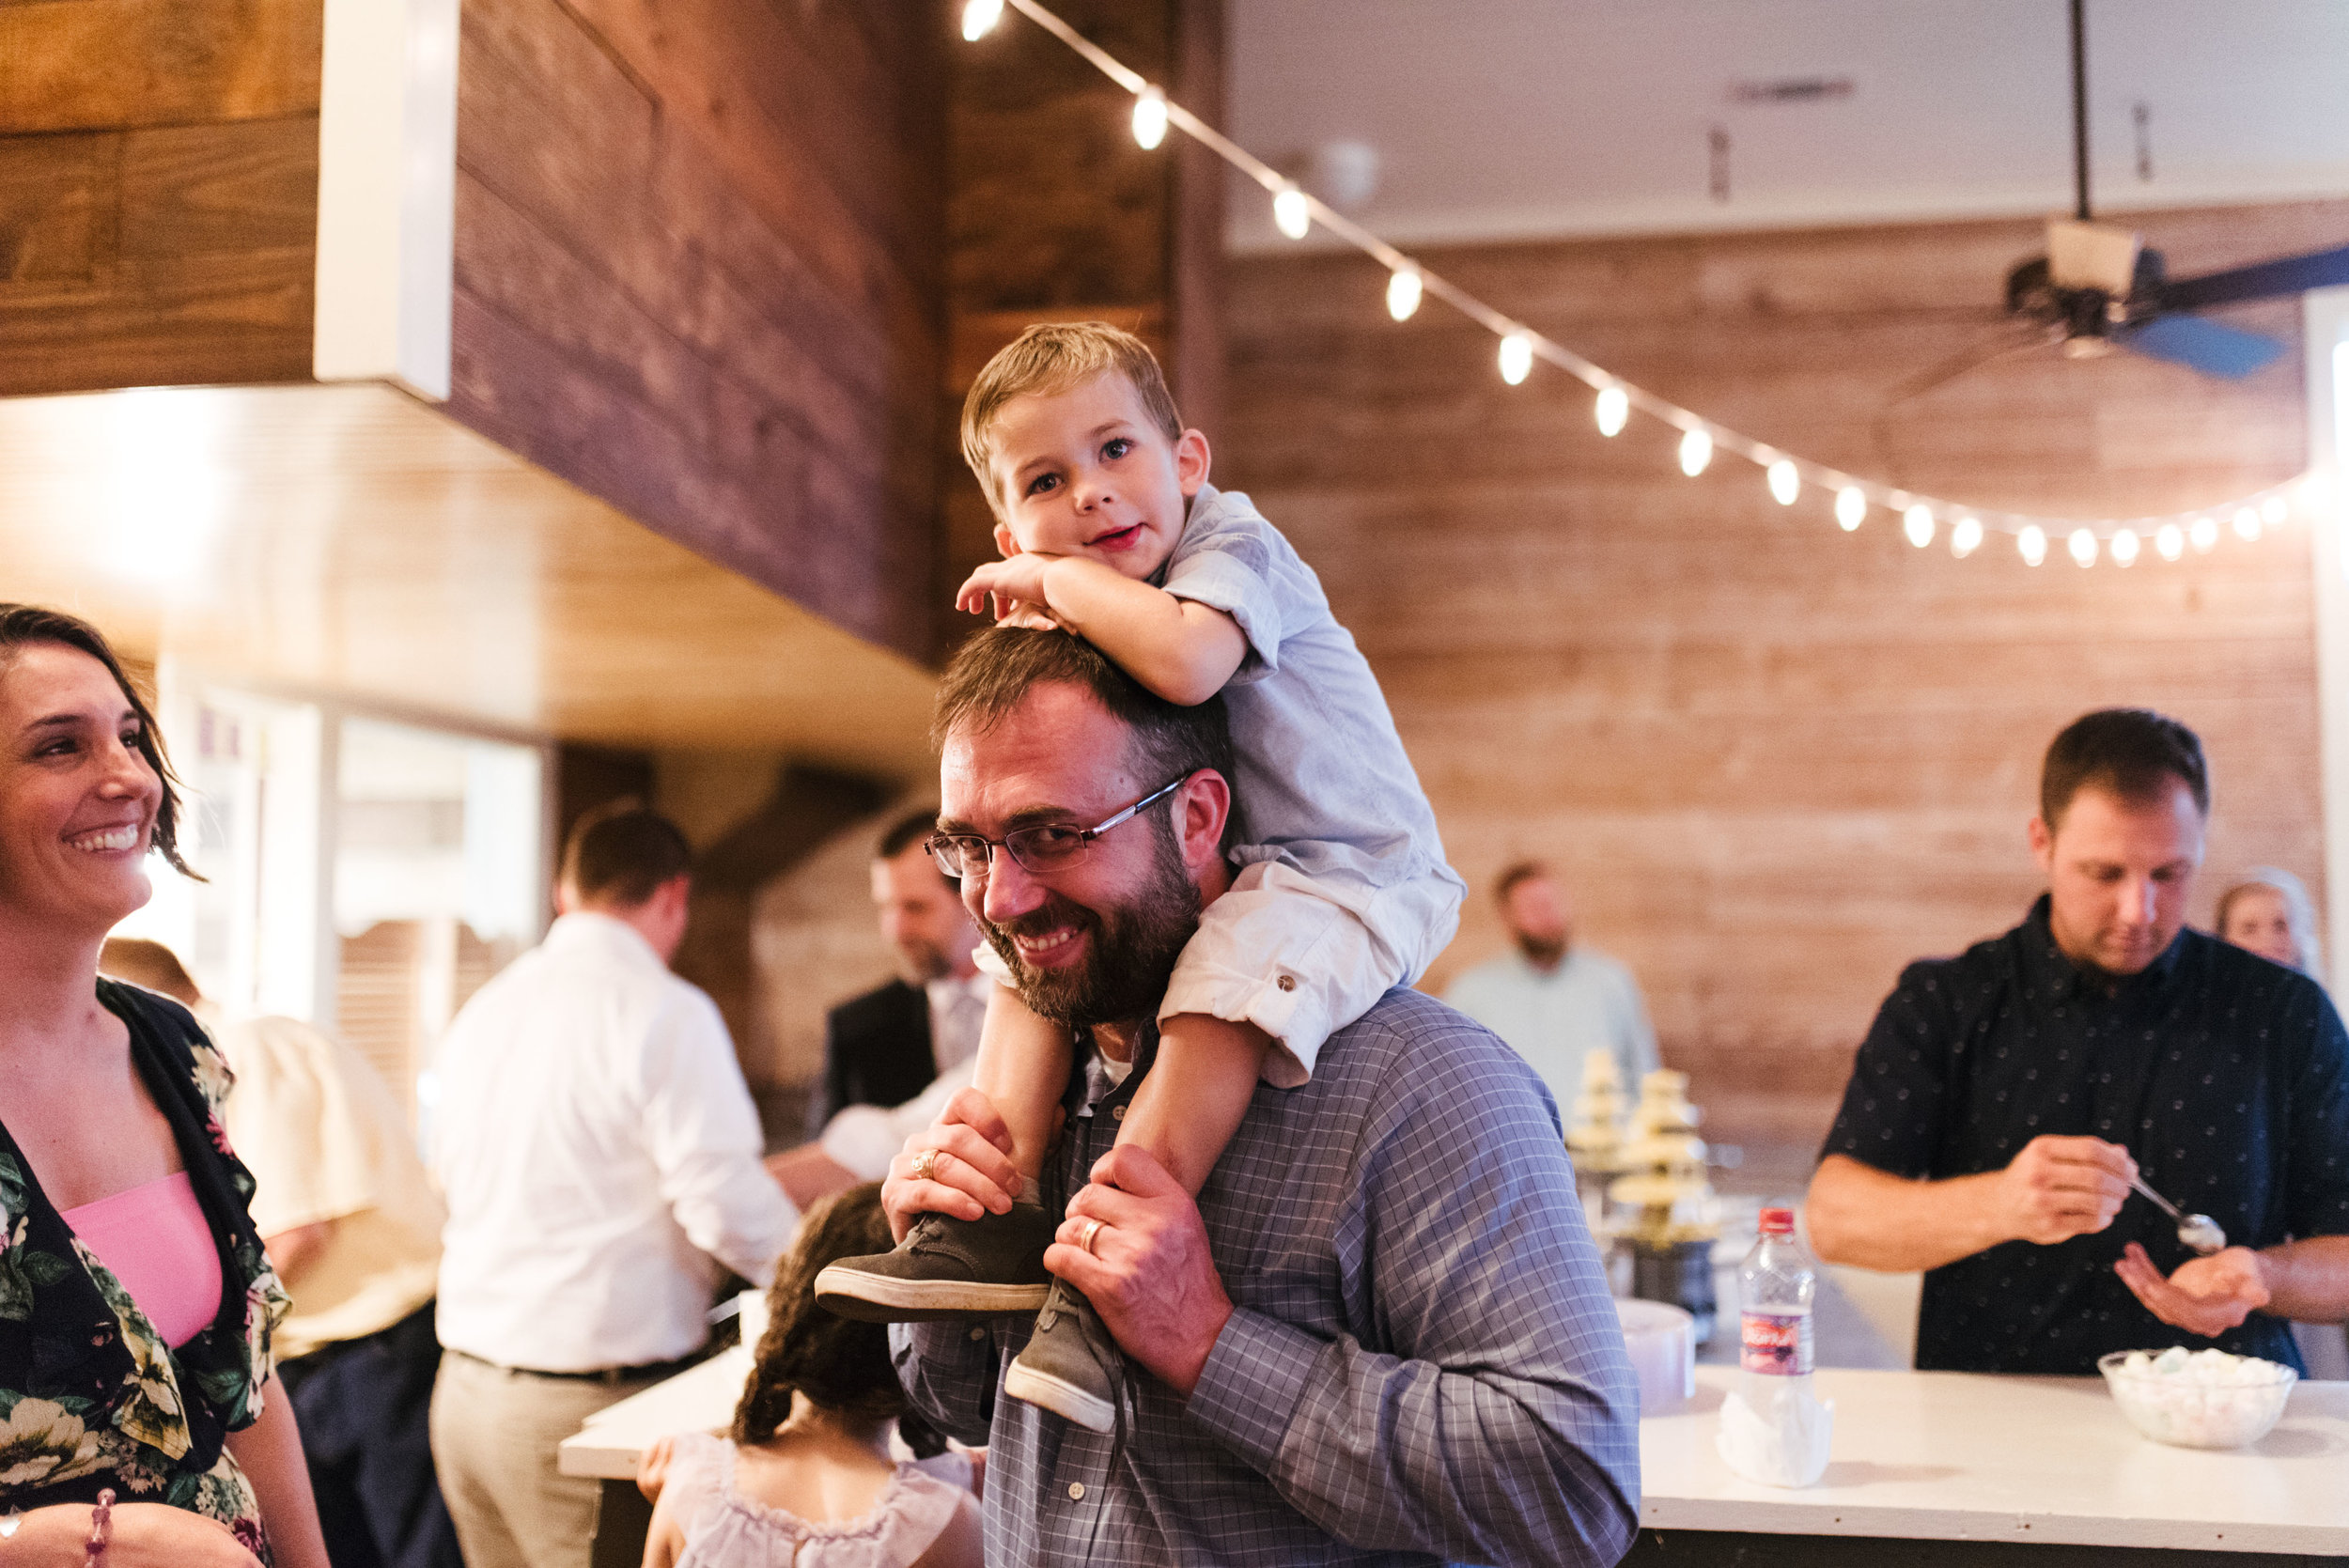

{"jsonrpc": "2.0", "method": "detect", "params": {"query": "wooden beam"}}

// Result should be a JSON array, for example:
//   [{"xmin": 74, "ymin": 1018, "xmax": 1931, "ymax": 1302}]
[{"xmin": 0, "ymin": 0, "xmax": 322, "ymax": 134}]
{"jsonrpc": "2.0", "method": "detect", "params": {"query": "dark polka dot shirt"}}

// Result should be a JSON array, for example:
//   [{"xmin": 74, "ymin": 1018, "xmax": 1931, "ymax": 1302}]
[{"xmin": 1823, "ymin": 894, "xmax": 2349, "ymax": 1375}]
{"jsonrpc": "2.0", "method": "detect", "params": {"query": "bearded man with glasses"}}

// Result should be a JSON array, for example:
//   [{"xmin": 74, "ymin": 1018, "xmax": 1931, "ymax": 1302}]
[{"xmin": 863, "ymin": 627, "xmax": 1638, "ymax": 1568}]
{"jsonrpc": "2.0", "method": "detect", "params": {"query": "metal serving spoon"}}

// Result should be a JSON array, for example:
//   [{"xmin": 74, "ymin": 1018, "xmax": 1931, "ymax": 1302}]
[{"xmin": 2128, "ymin": 1172, "xmax": 2227, "ymax": 1255}]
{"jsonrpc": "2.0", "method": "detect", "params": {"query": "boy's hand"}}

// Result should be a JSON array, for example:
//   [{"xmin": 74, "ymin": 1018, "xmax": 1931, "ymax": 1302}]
[{"xmin": 957, "ymin": 555, "xmax": 1061, "ymax": 624}]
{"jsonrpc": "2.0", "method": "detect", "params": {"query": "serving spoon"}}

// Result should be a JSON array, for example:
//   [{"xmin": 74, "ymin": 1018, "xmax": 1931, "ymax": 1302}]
[{"xmin": 2127, "ymin": 1172, "xmax": 2227, "ymax": 1255}]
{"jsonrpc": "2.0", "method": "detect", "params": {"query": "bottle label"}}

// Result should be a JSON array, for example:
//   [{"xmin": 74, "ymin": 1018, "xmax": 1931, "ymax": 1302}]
[{"xmin": 1739, "ymin": 1310, "xmax": 1813, "ymax": 1376}]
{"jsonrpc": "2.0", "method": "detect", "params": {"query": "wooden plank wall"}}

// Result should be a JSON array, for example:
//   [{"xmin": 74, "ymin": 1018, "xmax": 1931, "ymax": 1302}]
[
  {"xmin": 1223, "ymin": 201, "xmax": 2344, "ymax": 1149},
  {"xmin": 448, "ymin": 0, "xmax": 952, "ymax": 662},
  {"xmin": 940, "ymin": 0, "xmax": 1225, "ymax": 651},
  {"xmin": 0, "ymin": 0, "xmax": 321, "ymax": 394}
]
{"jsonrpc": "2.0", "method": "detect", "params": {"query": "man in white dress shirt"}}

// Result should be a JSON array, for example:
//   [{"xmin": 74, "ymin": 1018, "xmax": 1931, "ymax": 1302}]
[
  {"xmin": 1444, "ymin": 862, "xmax": 1659, "ymax": 1108},
  {"xmin": 428, "ymin": 802, "xmax": 796, "ymax": 1568}
]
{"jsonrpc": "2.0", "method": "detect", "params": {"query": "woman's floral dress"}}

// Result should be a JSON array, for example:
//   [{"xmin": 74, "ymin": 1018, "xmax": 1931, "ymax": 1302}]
[{"xmin": 0, "ymin": 979, "xmax": 290, "ymax": 1557}]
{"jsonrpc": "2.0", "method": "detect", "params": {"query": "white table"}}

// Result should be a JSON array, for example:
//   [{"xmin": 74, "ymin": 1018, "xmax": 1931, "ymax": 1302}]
[
  {"xmin": 1642, "ymin": 1366, "xmax": 2349, "ymax": 1557},
  {"xmin": 558, "ymin": 1345, "xmax": 754, "ymax": 1481}
]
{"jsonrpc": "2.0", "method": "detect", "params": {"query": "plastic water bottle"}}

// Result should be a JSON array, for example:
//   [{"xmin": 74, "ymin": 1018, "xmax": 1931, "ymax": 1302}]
[{"xmin": 1717, "ymin": 1204, "xmax": 1832, "ymax": 1486}]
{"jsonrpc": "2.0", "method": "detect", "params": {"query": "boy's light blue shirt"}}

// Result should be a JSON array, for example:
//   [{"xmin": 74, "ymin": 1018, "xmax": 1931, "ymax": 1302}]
[{"xmin": 1156, "ymin": 483, "xmax": 1455, "ymax": 894}]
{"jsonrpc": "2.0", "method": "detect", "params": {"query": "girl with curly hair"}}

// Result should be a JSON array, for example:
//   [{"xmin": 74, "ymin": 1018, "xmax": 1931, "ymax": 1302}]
[{"xmin": 635, "ymin": 1185, "xmax": 980, "ymax": 1568}]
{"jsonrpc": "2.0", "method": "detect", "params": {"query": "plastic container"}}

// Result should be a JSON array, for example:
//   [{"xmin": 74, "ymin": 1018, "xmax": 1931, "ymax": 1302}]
[
  {"xmin": 2098, "ymin": 1348, "xmax": 2297, "ymax": 1450},
  {"xmin": 1718, "ymin": 1204, "xmax": 1831, "ymax": 1487},
  {"xmin": 1613, "ymin": 1296, "xmax": 1695, "ymax": 1415}
]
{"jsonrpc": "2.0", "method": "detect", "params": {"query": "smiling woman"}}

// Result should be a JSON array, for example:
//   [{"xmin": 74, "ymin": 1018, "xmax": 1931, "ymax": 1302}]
[{"xmin": 0, "ymin": 606, "xmax": 327, "ymax": 1568}]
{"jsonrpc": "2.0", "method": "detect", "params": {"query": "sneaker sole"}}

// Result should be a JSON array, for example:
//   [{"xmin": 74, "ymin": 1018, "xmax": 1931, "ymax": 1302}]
[
  {"xmin": 812, "ymin": 1265, "xmax": 1050, "ymax": 1324},
  {"xmin": 1004, "ymin": 1358, "xmax": 1116, "ymax": 1432}
]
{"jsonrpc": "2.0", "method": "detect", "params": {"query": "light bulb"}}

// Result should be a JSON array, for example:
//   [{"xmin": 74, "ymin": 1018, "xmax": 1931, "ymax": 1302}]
[
  {"xmin": 2018, "ymin": 525, "xmax": 2047, "ymax": 566},
  {"xmin": 2111, "ymin": 528, "xmax": 2140, "ymax": 567},
  {"xmin": 2301, "ymin": 473, "xmax": 2336, "ymax": 512},
  {"xmin": 2068, "ymin": 527, "xmax": 2097, "ymax": 567},
  {"xmin": 2233, "ymin": 506, "xmax": 2262, "ymax": 541},
  {"xmin": 1835, "ymin": 486, "xmax": 1866, "ymax": 531},
  {"xmin": 2190, "ymin": 516, "xmax": 2218, "ymax": 552},
  {"xmin": 2262, "ymin": 495, "xmax": 2288, "ymax": 526},
  {"xmin": 1272, "ymin": 185, "xmax": 1311, "ymax": 240},
  {"xmin": 961, "ymin": 0, "xmax": 1003, "ymax": 40},
  {"xmin": 1385, "ymin": 267, "xmax": 1422, "ymax": 321},
  {"xmin": 1951, "ymin": 516, "xmax": 1983, "ymax": 557},
  {"xmin": 1132, "ymin": 85, "xmax": 1168, "ymax": 149},
  {"xmin": 1766, "ymin": 459, "xmax": 1798, "ymax": 505},
  {"xmin": 1903, "ymin": 504, "xmax": 1935, "ymax": 549},
  {"xmin": 1595, "ymin": 385, "xmax": 1628, "ymax": 437},
  {"xmin": 1678, "ymin": 427, "xmax": 1712, "ymax": 477},
  {"xmin": 2155, "ymin": 522, "xmax": 2185, "ymax": 561},
  {"xmin": 1498, "ymin": 331, "xmax": 1532, "ymax": 385}
]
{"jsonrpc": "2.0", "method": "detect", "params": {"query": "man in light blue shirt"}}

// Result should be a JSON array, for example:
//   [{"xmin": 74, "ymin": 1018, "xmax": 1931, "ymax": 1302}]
[{"xmin": 1445, "ymin": 862, "xmax": 1659, "ymax": 1107}]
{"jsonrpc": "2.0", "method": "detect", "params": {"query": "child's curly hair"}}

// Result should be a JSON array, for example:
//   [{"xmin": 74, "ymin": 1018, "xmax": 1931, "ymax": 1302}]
[{"xmin": 730, "ymin": 1184, "xmax": 942, "ymax": 1455}]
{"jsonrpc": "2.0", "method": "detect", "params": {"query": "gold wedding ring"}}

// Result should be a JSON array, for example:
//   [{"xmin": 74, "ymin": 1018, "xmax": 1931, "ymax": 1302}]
[
  {"xmin": 1080, "ymin": 1219, "xmax": 1104, "ymax": 1255},
  {"xmin": 911, "ymin": 1148, "xmax": 937, "ymax": 1182}
]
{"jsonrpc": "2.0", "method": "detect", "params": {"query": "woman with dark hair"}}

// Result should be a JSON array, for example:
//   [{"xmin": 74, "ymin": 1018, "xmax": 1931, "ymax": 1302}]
[
  {"xmin": 634, "ymin": 1185, "xmax": 980, "ymax": 1568},
  {"xmin": 0, "ymin": 606, "xmax": 328, "ymax": 1566}
]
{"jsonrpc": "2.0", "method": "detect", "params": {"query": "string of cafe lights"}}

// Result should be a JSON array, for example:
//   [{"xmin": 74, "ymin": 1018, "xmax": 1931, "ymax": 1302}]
[{"xmin": 960, "ymin": 0, "xmax": 2333, "ymax": 568}]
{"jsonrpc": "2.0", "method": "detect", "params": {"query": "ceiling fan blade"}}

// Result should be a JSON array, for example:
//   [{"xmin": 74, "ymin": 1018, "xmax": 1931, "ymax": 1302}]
[
  {"xmin": 1886, "ymin": 324, "xmax": 2053, "ymax": 405},
  {"xmin": 2119, "ymin": 315, "xmax": 2286, "ymax": 379},
  {"xmin": 2158, "ymin": 244, "xmax": 2349, "ymax": 312}
]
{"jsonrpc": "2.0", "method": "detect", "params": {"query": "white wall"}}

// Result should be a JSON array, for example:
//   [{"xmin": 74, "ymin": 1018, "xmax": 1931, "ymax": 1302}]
[{"xmin": 1231, "ymin": 0, "xmax": 2349, "ymax": 248}]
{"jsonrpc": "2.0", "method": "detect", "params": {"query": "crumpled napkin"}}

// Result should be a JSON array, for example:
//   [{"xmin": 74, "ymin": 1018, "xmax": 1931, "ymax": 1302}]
[{"xmin": 1717, "ymin": 1385, "xmax": 1834, "ymax": 1488}]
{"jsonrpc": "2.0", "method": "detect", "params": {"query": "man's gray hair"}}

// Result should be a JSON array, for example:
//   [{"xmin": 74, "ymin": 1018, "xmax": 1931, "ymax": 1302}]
[{"xmin": 932, "ymin": 627, "xmax": 1239, "ymax": 846}]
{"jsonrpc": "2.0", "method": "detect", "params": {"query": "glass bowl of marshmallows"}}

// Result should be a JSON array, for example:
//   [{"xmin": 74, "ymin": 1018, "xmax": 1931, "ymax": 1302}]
[{"xmin": 2098, "ymin": 1347, "xmax": 2297, "ymax": 1450}]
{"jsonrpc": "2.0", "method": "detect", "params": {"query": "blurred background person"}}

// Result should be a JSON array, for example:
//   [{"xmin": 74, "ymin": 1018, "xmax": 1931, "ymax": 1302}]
[
  {"xmin": 766, "ymin": 811, "xmax": 985, "ymax": 1209},
  {"xmin": 1445, "ymin": 860, "xmax": 1659, "ymax": 1110},
  {"xmin": 0, "ymin": 604, "xmax": 326, "ymax": 1566},
  {"xmin": 2217, "ymin": 867, "xmax": 2326, "ymax": 985},
  {"xmin": 809, "ymin": 810, "xmax": 987, "ymax": 1131},
  {"xmin": 428, "ymin": 801, "xmax": 795, "ymax": 1568},
  {"xmin": 98, "ymin": 938, "xmax": 460, "ymax": 1568}
]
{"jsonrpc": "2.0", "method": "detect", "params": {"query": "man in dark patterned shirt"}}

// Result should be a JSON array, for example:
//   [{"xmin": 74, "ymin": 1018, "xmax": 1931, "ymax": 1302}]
[
  {"xmin": 875, "ymin": 627, "xmax": 1640, "ymax": 1566},
  {"xmin": 1809, "ymin": 709, "xmax": 2349, "ymax": 1374}
]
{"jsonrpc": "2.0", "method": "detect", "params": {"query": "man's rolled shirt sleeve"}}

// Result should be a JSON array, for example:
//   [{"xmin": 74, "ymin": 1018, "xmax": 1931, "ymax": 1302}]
[
  {"xmin": 1823, "ymin": 960, "xmax": 1961, "ymax": 1176},
  {"xmin": 1186, "ymin": 1038, "xmax": 1641, "ymax": 1568}
]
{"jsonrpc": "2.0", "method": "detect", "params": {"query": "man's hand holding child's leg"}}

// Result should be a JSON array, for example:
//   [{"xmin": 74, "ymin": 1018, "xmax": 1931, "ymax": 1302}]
[{"xmin": 816, "ymin": 1083, "xmax": 1060, "ymax": 1324}]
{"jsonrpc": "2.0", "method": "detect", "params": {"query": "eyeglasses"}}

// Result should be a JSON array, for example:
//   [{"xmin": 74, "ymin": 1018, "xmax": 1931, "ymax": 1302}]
[{"xmin": 926, "ymin": 775, "xmax": 1189, "ymax": 879}]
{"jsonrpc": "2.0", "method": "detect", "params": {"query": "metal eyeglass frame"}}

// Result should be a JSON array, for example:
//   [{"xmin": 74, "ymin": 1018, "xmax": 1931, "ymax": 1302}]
[{"xmin": 926, "ymin": 773, "xmax": 1190, "ymax": 878}]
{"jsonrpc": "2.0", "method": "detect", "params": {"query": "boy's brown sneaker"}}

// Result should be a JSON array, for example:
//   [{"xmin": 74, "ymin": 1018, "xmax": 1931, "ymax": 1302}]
[
  {"xmin": 814, "ymin": 1203, "xmax": 1056, "ymax": 1323},
  {"xmin": 1003, "ymin": 1278, "xmax": 1120, "ymax": 1432}
]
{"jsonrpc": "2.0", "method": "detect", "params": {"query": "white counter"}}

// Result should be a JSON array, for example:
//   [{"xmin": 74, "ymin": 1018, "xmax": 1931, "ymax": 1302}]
[
  {"xmin": 560, "ymin": 1349, "xmax": 2349, "ymax": 1554},
  {"xmin": 1644, "ymin": 1366, "xmax": 2349, "ymax": 1555}
]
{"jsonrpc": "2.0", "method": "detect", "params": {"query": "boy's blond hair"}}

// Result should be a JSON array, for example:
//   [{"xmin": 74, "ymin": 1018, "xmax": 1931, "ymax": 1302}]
[{"xmin": 959, "ymin": 322, "xmax": 1185, "ymax": 512}]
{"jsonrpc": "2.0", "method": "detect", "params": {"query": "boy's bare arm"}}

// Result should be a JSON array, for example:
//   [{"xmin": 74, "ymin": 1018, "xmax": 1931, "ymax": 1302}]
[{"xmin": 957, "ymin": 553, "xmax": 1246, "ymax": 706}]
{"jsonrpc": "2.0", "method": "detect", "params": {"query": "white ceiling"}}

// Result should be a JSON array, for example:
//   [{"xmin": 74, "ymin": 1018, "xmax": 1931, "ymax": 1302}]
[{"xmin": 1227, "ymin": 0, "xmax": 2349, "ymax": 249}]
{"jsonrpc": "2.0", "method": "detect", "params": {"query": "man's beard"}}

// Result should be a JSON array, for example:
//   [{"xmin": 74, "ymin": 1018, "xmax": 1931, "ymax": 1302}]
[
  {"xmin": 1515, "ymin": 929, "xmax": 1567, "ymax": 968},
  {"xmin": 980, "ymin": 829, "xmax": 1201, "ymax": 1028}
]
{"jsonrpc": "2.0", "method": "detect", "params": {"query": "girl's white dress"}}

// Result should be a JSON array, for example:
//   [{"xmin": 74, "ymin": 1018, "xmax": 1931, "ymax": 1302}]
[{"xmin": 661, "ymin": 1431, "xmax": 972, "ymax": 1568}]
